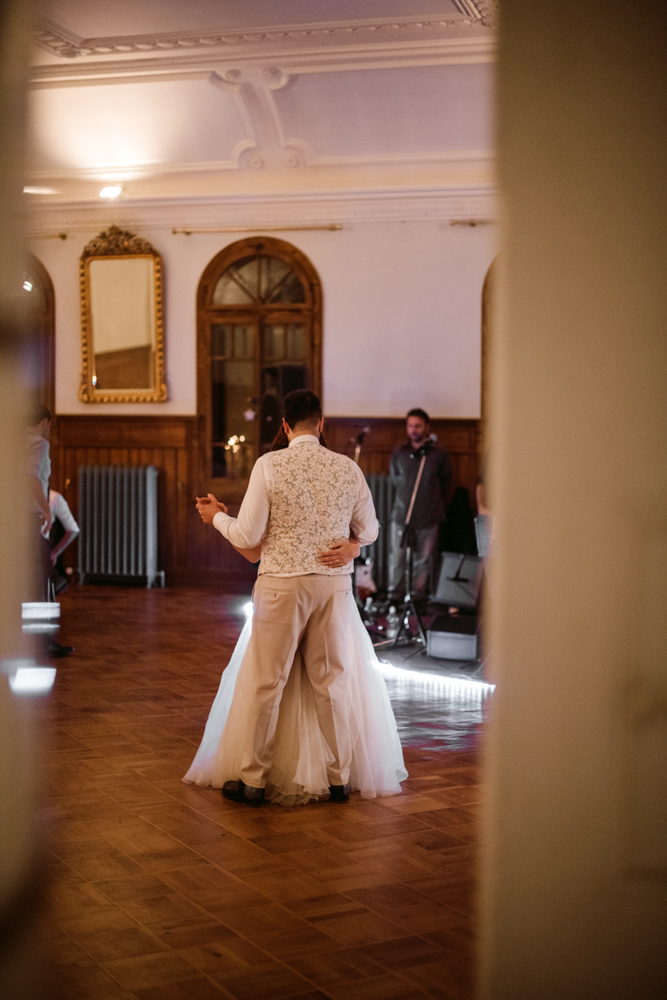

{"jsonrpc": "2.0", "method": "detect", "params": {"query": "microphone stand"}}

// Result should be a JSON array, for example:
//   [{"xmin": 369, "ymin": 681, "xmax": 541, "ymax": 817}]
[
  {"xmin": 389, "ymin": 451, "xmax": 428, "ymax": 649},
  {"xmin": 389, "ymin": 523, "xmax": 428, "ymax": 648}
]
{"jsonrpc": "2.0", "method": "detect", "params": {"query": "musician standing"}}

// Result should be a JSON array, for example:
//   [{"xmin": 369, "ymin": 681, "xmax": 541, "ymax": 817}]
[{"xmin": 387, "ymin": 408, "xmax": 452, "ymax": 603}]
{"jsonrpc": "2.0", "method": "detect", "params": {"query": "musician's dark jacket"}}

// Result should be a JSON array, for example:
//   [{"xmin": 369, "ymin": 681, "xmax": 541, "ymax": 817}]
[{"xmin": 389, "ymin": 439, "xmax": 453, "ymax": 530}]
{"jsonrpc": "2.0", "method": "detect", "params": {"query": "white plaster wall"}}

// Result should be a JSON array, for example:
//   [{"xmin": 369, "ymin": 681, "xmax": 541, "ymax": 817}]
[{"xmin": 31, "ymin": 217, "xmax": 495, "ymax": 418}]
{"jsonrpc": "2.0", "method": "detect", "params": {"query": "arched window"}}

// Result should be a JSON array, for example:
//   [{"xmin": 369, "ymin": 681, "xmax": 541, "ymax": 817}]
[{"xmin": 197, "ymin": 237, "xmax": 322, "ymax": 481}]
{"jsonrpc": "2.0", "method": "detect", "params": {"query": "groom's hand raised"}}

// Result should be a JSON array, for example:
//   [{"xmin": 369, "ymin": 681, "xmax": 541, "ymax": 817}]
[{"xmin": 196, "ymin": 493, "xmax": 228, "ymax": 525}]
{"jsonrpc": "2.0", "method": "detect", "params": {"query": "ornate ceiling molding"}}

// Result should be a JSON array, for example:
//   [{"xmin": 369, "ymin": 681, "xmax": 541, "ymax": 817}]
[
  {"xmin": 30, "ymin": 38, "xmax": 495, "ymax": 90},
  {"xmin": 452, "ymin": 0, "xmax": 499, "ymax": 29},
  {"xmin": 27, "ymin": 187, "xmax": 497, "ymax": 233},
  {"xmin": 35, "ymin": 12, "xmax": 493, "ymax": 61}
]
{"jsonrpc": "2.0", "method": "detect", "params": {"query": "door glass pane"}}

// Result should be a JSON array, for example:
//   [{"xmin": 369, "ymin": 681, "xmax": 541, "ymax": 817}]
[
  {"xmin": 263, "ymin": 324, "xmax": 285, "ymax": 361},
  {"xmin": 267, "ymin": 270, "xmax": 306, "ymax": 303},
  {"xmin": 212, "ymin": 272, "xmax": 253, "ymax": 305},
  {"xmin": 210, "ymin": 359, "xmax": 256, "ymax": 477},
  {"xmin": 211, "ymin": 323, "xmax": 232, "ymax": 356},
  {"xmin": 286, "ymin": 324, "xmax": 308, "ymax": 359},
  {"xmin": 234, "ymin": 325, "xmax": 253, "ymax": 359},
  {"xmin": 261, "ymin": 257, "xmax": 291, "ymax": 300},
  {"xmin": 260, "ymin": 364, "xmax": 309, "ymax": 452}
]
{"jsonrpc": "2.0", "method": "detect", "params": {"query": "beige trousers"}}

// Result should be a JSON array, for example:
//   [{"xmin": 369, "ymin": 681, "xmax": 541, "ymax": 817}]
[{"xmin": 239, "ymin": 573, "xmax": 353, "ymax": 789}]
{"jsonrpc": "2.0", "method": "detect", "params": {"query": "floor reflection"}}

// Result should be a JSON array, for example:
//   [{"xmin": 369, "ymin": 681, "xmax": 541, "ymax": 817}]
[{"xmin": 378, "ymin": 646, "xmax": 494, "ymax": 752}]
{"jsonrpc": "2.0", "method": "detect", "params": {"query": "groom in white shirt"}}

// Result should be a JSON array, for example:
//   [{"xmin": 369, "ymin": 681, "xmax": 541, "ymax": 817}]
[{"xmin": 196, "ymin": 389, "xmax": 378, "ymax": 805}]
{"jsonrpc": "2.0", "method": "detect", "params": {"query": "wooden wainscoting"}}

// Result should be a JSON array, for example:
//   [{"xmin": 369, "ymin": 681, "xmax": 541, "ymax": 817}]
[
  {"xmin": 324, "ymin": 417, "xmax": 482, "ymax": 501},
  {"xmin": 50, "ymin": 414, "xmax": 481, "ymax": 584},
  {"xmin": 49, "ymin": 415, "xmax": 254, "ymax": 585}
]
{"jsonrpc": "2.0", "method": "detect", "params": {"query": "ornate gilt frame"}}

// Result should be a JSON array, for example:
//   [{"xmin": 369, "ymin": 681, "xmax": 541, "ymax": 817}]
[{"xmin": 78, "ymin": 225, "xmax": 167, "ymax": 403}]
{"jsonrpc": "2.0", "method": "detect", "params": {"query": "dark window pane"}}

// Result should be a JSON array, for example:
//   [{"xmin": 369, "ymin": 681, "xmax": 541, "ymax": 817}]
[
  {"xmin": 234, "ymin": 325, "xmax": 253, "ymax": 359},
  {"xmin": 260, "ymin": 364, "xmax": 308, "ymax": 450},
  {"xmin": 286, "ymin": 324, "xmax": 308, "ymax": 359},
  {"xmin": 210, "ymin": 358, "xmax": 257, "ymax": 477},
  {"xmin": 212, "ymin": 445, "xmax": 227, "ymax": 478},
  {"xmin": 261, "ymin": 257, "xmax": 291, "ymax": 300},
  {"xmin": 224, "ymin": 360, "xmax": 253, "ymax": 387},
  {"xmin": 230, "ymin": 257, "xmax": 260, "ymax": 299},
  {"xmin": 211, "ymin": 323, "xmax": 232, "ymax": 356},
  {"xmin": 263, "ymin": 324, "xmax": 285, "ymax": 361},
  {"xmin": 211, "ymin": 358, "xmax": 227, "ymax": 442},
  {"xmin": 267, "ymin": 270, "xmax": 306, "ymax": 303}
]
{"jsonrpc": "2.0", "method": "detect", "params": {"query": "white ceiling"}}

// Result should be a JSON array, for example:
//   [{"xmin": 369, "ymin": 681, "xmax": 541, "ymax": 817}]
[{"xmin": 27, "ymin": 0, "xmax": 496, "ymax": 205}]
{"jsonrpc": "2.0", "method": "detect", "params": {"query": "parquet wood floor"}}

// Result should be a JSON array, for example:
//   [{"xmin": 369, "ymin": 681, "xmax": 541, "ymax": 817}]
[{"xmin": 39, "ymin": 585, "xmax": 482, "ymax": 1000}]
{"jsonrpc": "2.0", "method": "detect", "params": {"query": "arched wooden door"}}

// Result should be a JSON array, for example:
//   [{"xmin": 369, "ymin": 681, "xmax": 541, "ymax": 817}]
[
  {"xmin": 197, "ymin": 237, "xmax": 322, "ymax": 489},
  {"xmin": 21, "ymin": 253, "xmax": 55, "ymax": 415}
]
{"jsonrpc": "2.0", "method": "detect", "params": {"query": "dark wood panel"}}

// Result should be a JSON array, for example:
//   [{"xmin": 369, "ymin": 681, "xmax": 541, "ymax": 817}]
[
  {"xmin": 55, "ymin": 416, "xmax": 188, "ymax": 449},
  {"xmin": 49, "ymin": 413, "xmax": 480, "ymax": 584},
  {"xmin": 324, "ymin": 416, "xmax": 482, "ymax": 501}
]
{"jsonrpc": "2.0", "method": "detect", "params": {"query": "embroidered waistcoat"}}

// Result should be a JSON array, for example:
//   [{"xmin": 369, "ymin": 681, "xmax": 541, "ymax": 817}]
[{"xmin": 259, "ymin": 442, "xmax": 359, "ymax": 577}]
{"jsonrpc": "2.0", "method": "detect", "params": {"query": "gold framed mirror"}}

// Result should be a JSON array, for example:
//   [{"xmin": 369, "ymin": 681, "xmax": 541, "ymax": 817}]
[{"xmin": 78, "ymin": 225, "xmax": 167, "ymax": 403}]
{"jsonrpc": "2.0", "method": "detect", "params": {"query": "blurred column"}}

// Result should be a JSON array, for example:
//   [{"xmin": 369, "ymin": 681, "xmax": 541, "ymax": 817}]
[
  {"xmin": 0, "ymin": 2, "xmax": 47, "ymax": 998},
  {"xmin": 479, "ymin": 1, "xmax": 667, "ymax": 998}
]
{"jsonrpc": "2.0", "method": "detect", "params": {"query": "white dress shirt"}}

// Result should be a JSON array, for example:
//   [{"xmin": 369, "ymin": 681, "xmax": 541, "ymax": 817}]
[{"xmin": 49, "ymin": 491, "xmax": 80, "ymax": 534}]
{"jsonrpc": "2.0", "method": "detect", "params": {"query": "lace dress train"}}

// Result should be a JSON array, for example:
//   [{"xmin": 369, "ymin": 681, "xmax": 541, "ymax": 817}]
[{"xmin": 184, "ymin": 605, "xmax": 407, "ymax": 805}]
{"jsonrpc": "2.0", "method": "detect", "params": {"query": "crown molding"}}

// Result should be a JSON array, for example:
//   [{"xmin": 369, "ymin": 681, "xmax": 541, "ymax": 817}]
[
  {"xmin": 452, "ymin": 0, "xmax": 498, "ymax": 29},
  {"xmin": 26, "ymin": 186, "xmax": 497, "ymax": 233},
  {"xmin": 30, "ymin": 35, "xmax": 495, "ymax": 89},
  {"xmin": 26, "ymin": 149, "xmax": 494, "ymax": 183},
  {"xmin": 34, "ymin": 11, "xmax": 495, "ymax": 62}
]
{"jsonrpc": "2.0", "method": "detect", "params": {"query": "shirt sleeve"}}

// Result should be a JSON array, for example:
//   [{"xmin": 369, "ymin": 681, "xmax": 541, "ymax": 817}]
[
  {"xmin": 350, "ymin": 464, "xmax": 379, "ymax": 546},
  {"xmin": 212, "ymin": 457, "xmax": 270, "ymax": 549},
  {"xmin": 27, "ymin": 436, "xmax": 50, "ymax": 493},
  {"xmin": 50, "ymin": 492, "xmax": 80, "ymax": 533}
]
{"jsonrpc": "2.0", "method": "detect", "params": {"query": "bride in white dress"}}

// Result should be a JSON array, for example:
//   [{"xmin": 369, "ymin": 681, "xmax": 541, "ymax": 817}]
[{"xmin": 184, "ymin": 434, "xmax": 407, "ymax": 805}]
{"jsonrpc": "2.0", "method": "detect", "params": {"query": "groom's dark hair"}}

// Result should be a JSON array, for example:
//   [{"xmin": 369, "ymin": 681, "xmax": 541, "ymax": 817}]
[{"xmin": 283, "ymin": 389, "xmax": 322, "ymax": 429}]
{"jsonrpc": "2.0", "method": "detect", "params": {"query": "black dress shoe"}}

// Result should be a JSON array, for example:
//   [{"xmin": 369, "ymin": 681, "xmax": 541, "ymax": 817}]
[
  {"xmin": 222, "ymin": 779, "xmax": 265, "ymax": 806},
  {"xmin": 48, "ymin": 641, "xmax": 74, "ymax": 658},
  {"xmin": 328, "ymin": 784, "xmax": 351, "ymax": 803}
]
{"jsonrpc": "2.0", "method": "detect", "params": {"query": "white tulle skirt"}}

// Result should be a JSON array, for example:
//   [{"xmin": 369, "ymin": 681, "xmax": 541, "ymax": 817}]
[{"xmin": 183, "ymin": 604, "xmax": 408, "ymax": 805}]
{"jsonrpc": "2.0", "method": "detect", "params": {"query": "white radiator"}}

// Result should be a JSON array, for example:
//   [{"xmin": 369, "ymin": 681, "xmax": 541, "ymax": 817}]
[{"xmin": 78, "ymin": 466, "xmax": 164, "ymax": 588}]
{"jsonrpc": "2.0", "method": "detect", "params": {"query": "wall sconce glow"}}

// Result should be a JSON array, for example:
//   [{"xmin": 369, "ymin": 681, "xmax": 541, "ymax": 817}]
[{"xmin": 99, "ymin": 185, "xmax": 122, "ymax": 199}]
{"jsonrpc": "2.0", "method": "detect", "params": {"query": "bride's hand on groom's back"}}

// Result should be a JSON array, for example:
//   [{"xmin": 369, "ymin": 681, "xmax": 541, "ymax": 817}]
[{"xmin": 318, "ymin": 537, "xmax": 360, "ymax": 568}]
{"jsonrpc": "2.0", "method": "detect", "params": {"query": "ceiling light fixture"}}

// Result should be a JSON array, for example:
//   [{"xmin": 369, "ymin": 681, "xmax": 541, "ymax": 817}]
[{"xmin": 99, "ymin": 185, "xmax": 122, "ymax": 199}]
